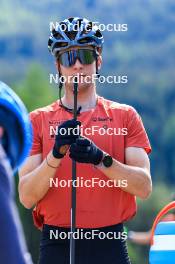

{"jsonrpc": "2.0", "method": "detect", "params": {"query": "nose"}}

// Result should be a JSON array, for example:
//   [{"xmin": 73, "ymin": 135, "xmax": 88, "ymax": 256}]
[{"xmin": 72, "ymin": 58, "xmax": 83, "ymax": 70}]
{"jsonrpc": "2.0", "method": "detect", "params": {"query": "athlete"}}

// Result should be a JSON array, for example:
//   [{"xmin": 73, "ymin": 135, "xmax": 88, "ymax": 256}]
[
  {"xmin": 0, "ymin": 81, "xmax": 33, "ymax": 264},
  {"xmin": 128, "ymin": 194, "xmax": 175, "ymax": 245},
  {"xmin": 18, "ymin": 17, "xmax": 152, "ymax": 264}
]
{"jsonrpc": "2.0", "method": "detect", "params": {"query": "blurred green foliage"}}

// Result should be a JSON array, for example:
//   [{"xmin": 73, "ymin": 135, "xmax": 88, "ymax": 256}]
[
  {"xmin": 1, "ymin": 0, "xmax": 175, "ymax": 263},
  {"xmin": 14, "ymin": 64, "xmax": 58, "ymax": 111}
]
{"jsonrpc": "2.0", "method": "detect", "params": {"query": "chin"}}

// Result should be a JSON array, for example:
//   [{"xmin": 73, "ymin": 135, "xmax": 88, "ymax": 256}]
[{"xmin": 67, "ymin": 82, "xmax": 93, "ymax": 91}]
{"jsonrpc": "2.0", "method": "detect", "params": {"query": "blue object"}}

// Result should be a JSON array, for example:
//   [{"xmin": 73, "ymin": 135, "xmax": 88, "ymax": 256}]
[
  {"xmin": 0, "ymin": 81, "xmax": 32, "ymax": 171},
  {"xmin": 150, "ymin": 250, "xmax": 175, "ymax": 264},
  {"xmin": 150, "ymin": 213, "xmax": 175, "ymax": 264},
  {"xmin": 154, "ymin": 222, "xmax": 175, "ymax": 235},
  {"xmin": 48, "ymin": 17, "xmax": 104, "ymax": 57},
  {"xmin": 0, "ymin": 145, "xmax": 33, "ymax": 264}
]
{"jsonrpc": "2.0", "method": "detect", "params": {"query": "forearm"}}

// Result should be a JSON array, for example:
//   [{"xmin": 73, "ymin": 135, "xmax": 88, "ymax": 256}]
[
  {"xmin": 97, "ymin": 158, "xmax": 152, "ymax": 199},
  {"xmin": 128, "ymin": 231, "xmax": 151, "ymax": 245},
  {"xmin": 18, "ymin": 119, "xmax": 81, "ymax": 209},
  {"xmin": 19, "ymin": 151, "xmax": 61, "ymax": 208}
]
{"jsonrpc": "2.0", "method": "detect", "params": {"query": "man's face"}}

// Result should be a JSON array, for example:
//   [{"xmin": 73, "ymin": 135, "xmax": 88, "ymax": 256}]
[
  {"xmin": 0, "ymin": 127, "xmax": 4, "ymax": 138},
  {"xmin": 56, "ymin": 46, "xmax": 102, "ymax": 91}
]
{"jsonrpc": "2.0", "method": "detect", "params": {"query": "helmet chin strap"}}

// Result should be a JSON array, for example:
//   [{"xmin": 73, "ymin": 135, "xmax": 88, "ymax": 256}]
[{"xmin": 96, "ymin": 58, "xmax": 100, "ymax": 77}]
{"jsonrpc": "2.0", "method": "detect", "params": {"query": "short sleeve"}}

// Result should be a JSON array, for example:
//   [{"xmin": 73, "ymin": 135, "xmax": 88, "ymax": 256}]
[
  {"xmin": 29, "ymin": 111, "xmax": 42, "ymax": 155},
  {"xmin": 125, "ymin": 107, "xmax": 151, "ymax": 154}
]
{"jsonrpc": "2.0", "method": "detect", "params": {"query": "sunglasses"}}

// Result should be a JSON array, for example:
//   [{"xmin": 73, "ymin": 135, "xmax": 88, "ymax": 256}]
[{"xmin": 58, "ymin": 49, "xmax": 98, "ymax": 67}]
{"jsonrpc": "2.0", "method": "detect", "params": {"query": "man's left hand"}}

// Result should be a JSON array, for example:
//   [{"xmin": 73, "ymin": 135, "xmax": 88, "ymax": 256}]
[{"xmin": 69, "ymin": 137, "xmax": 103, "ymax": 165}]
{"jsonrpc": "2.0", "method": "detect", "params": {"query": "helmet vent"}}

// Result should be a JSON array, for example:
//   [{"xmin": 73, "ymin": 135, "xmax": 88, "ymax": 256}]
[
  {"xmin": 52, "ymin": 29, "xmax": 63, "ymax": 40},
  {"xmin": 60, "ymin": 22, "xmax": 68, "ymax": 32},
  {"xmin": 78, "ymin": 37, "xmax": 93, "ymax": 44},
  {"xmin": 95, "ymin": 30, "xmax": 102, "ymax": 38},
  {"xmin": 76, "ymin": 18, "xmax": 83, "ymax": 28},
  {"xmin": 53, "ymin": 42, "xmax": 68, "ymax": 49},
  {"xmin": 66, "ymin": 31, "xmax": 77, "ymax": 40},
  {"xmin": 48, "ymin": 39, "xmax": 53, "ymax": 47},
  {"xmin": 86, "ymin": 22, "xmax": 93, "ymax": 31},
  {"xmin": 68, "ymin": 17, "xmax": 74, "ymax": 23}
]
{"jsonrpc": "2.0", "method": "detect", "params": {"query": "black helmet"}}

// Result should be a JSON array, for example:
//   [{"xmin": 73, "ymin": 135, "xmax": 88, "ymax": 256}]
[{"xmin": 48, "ymin": 17, "xmax": 104, "ymax": 57}]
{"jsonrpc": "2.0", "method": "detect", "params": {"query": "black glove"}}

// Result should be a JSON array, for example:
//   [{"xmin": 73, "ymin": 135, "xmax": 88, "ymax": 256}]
[
  {"xmin": 69, "ymin": 137, "xmax": 103, "ymax": 165},
  {"xmin": 53, "ymin": 119, "xmax": 81, "ymax": 159}
]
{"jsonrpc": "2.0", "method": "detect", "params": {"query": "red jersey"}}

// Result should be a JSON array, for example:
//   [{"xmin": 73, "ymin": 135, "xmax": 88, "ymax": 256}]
[{"xmin": 30, "ymin": 96, "xmax": 151, "ymax": 229}]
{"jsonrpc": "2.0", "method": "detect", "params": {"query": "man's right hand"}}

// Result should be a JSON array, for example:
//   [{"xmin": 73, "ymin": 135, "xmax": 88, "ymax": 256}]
[{"xmin": 52, "ymin": 119, "xmax": 81, "ymax": 159}]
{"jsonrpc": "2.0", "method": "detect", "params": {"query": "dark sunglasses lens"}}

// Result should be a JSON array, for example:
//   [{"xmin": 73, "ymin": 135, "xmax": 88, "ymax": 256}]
[
  {"xmin": 78, "ymin": 50, "xmax": 96, "ymax": 65},
  {"xmin": 59, "ymin": 51, "xmax": 76, "ymax": 67},
  {"xmin": 59, "ymin": 49, "xmax": 96, "ymax": 67}
]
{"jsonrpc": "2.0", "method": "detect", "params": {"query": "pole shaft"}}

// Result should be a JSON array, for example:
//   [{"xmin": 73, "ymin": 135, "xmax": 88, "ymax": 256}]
[{"xmin": 70, "ymin": 77, "xmax": 78, "ymax": 264}]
